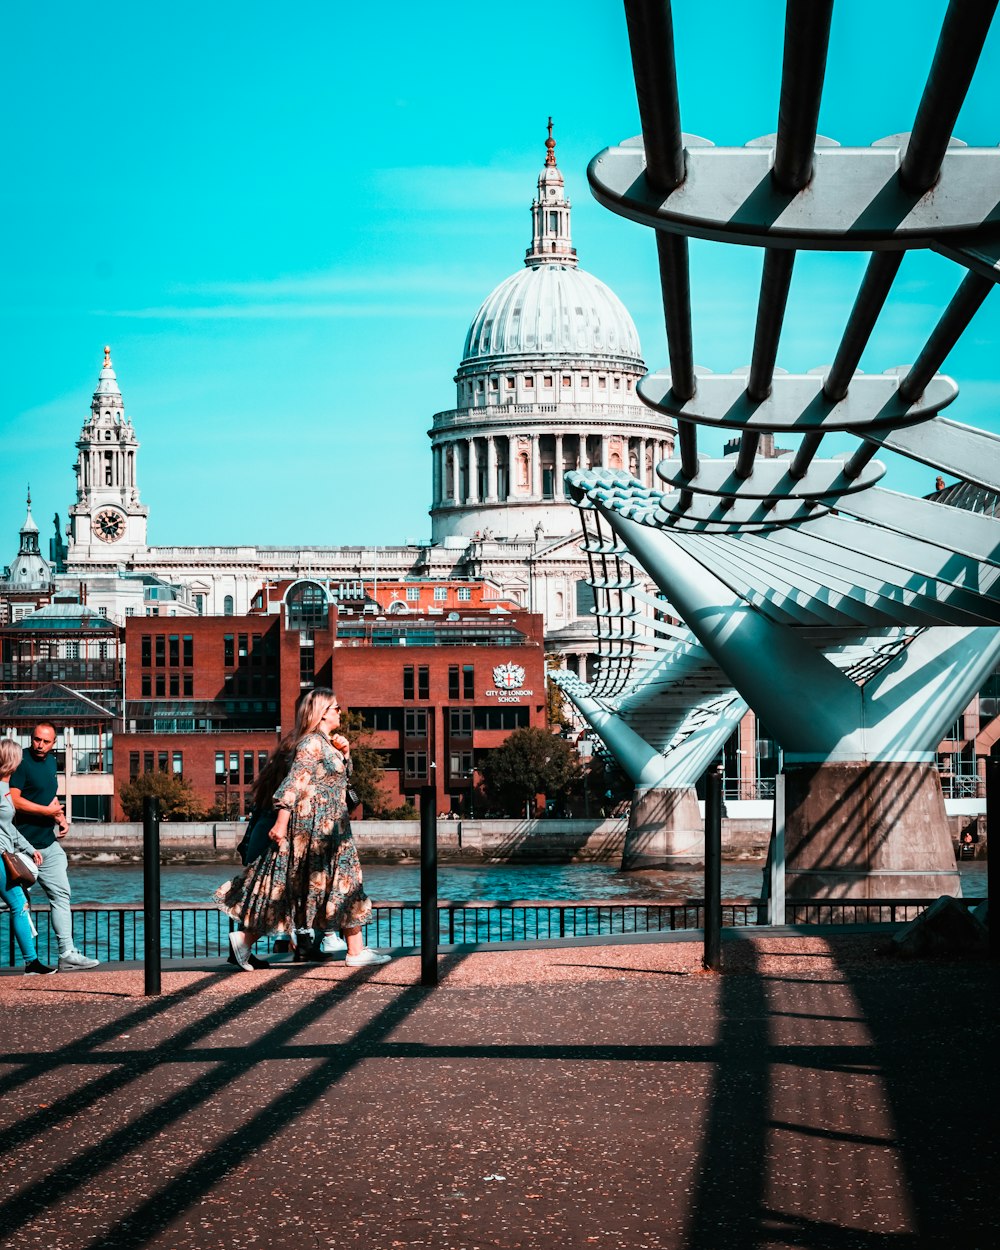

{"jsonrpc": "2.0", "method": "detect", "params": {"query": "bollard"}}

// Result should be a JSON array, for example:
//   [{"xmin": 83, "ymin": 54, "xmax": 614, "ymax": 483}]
[
  {"xmin": 143, "ymin": 795, "xmax": 161, "ymax": 996},
  {"xmin": 768, "ymin": 774, "xmax": 786, "ymax": 927},
  {"xmin": 704, "ymin": 766, "xmax": 722, "ymax": 972},
  {"xmin": 987, "ymin": 755, "xmax": 999, "ymax": 962},
  {"xmin": 420, "ymin": 785, "xmax": 438, "ymax": 986}
]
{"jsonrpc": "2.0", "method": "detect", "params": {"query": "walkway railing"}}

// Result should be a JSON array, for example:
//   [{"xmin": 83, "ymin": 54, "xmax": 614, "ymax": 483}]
[{"xmin": 2, "ymin": 896, "xmax": 983, "ymax": 967}]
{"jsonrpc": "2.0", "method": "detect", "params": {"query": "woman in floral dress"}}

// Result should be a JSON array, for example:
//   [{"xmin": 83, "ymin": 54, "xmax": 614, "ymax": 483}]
[{"xmin": 216, "ymin": 687, "xmax": 390, "ymax": 970}]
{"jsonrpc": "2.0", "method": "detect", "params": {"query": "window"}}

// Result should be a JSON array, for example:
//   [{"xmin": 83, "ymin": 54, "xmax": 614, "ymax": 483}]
[
  {"xmin": 215, "ymin": 752, "xmax": 226, "ymax": 784},
  {"xmin": 169, "ymin": 674, "xmax": 179, "ymax": 697},
  {"xmin": 155, "ymin": 674, "xmax": 165, "ymax": 697},
  {"xmin": 243, "ymin": 751, "xmax": 254, "ymax": 784},
  {"xmin": 229, "ymin": 752, "xmax": 239, "ymax": 784},
  {"xmin": 183, "ymin": 635, "xmax": 193, "ymax": 666},
  {"xmin": 258, "ymin": 750, "xmax": 269, "ymax": 774},
  {"xmin": 141, "ymin": 674, "xmax": 151, "ymax": 697},
  {"xmin": 418, "ymin": 666, "xmax": 430, "ymax": 699},
  {"xmin": 144, "ymin": 751, "xmax": 154, "ymax": 774},
  {"xmin": 287, "ymin": 581, "xmax": 328, "ymax": 631},
  {"xmin": 224, "ymin": 595, "xmax": 234, "ymax": 616},
  {"xmin": 432, "ymin": 586, "xmax": 447, "ymax": 602},
  {"xmin": 404, "ymin": 709, "xmax": 428, "ymax": 737},
  {"xmin": 169, "ymin": 635, "xmax": 179, "ymax": 666},
  {"xmin": 224, "ymin": 634, "xmax": 235, "ymax": 665},
  {"xmin": 404, "ymin": 752, "xmax": 428, "ymax": 780},
  {"xmin": 126, "ymin": 607, "xmax": 136, "ymax": 617},
  {"xmin": 172, "ymin": 752, "xmax": 183, "ymax": 776},
  {"xmin": 562, "ymin": 375, "xmax": 572, "ymax": 388},
  {"xmin": 183, "ymin": 674, "xmax": 193, "ymax": 696},
  {"xmin": 581, "ymin": 376, "xmax": 590, "ymax": 389},
  {"xmin": 598, "ymin": 376, "xmax": 607, "ymax": 389},
  {"xmin": 448, "ymin": 666, "xmax": 460, "ymax": 699},
  {"xmin": 489, "ymin": 377, "xmax": 498, "ymax": 391},
  {"xmin": 457, "ymin": 587, "xmax": 471, "ymax": 602},
  {"xmin": 141, "ymin": 635, "xmax": 152, "ymax": 666},
  {"xmin": 403, "ymin": 666, "xmax": 414, "ymax": 700},
  {"xmin": 406, "ymin": 586, "xmax": 421, "ymax": 602},
  {"xmin": 505, "ymin": 376, "xmax": 515, "ymax": 391},
  {"xmin": 129, "ymin": 752, "xmax": 140, "ymax": 781},
  {"xmin": 543, "ymin": 375, "xmax": 553, "ymax": 388},
  {"xmin": 157, "ymin": 751, "xmax": 168, "ymax": 773},
  {"xmin": 463, "ymin": 664, "xmax": 474, "ymax": 699},
  {"xmin": 194, "ymin": 594, "xmax": 205, "ymax": 614},
  {"xmin": 477, "ymin": 379, "xmax": 484, "ymax": 393},
  {"xmin": 450, "ymin": 709, "xmax": 472, "ymax": 737},
  {"xmin": 449, "ymin": 751, "xmax": 474, "ymax": 778},
  {"xmin": 155, "ymin": 635, "xmax": 165, "ymax": 666},
  {"xmin": 524, "ymin": 376, "xmax": 534, "ymax": 389}
]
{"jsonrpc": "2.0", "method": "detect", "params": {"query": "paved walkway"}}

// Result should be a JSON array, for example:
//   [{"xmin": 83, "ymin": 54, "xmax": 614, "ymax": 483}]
[{"xmin": 0, "ymin": 934, "xmax": 995, "ymax": 1249}]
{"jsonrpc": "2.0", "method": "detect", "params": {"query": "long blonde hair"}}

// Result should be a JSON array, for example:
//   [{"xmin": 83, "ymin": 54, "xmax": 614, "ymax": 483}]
[{"xmin": 293, "ymin": 687, "xmax": 339, "ymax": 742}]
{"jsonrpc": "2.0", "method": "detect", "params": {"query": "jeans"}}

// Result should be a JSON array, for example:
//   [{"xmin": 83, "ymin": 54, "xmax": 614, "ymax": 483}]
[
  {"xmin": 35, "ymin": 840, "xmax": 74, "ymax": 956},
  {"xmin": 0, "ymin": 878, "xmax": 38, "ymax": 964}
]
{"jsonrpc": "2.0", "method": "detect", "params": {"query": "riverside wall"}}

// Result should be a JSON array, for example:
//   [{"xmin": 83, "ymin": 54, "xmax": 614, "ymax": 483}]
[{"xmin": 60, "ymin": 817, "xmax": 772, "ymax": 865}]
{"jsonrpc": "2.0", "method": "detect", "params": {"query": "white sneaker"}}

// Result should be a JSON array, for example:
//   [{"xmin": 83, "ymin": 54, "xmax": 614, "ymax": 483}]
[
  {"xmin": 345, "ymin": 948, "xmax": 391, "ymax": 967},
  {"xmin": 58, "ymin": 950, "xmax": 100, "ymax": 972},
  {"xmin": 319, "ymin": 932, "xmax": 347, "ymax": 955}
]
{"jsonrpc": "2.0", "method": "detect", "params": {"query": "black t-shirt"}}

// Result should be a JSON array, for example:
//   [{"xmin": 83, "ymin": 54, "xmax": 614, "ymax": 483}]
[{"xmin": 10, "ymin": 750, "xmax": 59, "ymax": 849}]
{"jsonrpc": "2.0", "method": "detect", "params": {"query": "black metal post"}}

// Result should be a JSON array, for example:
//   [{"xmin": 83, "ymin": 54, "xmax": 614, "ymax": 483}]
[
  {"xmin": 704, "ymin": 767, "xmax": 723, "ymax": 972},
  {"xmin": 142, "ymin": 795, "xmax": 161, "ymax": 996},
  {"xmin": 986, "ymin": 755, "xmax": 999, "ymax": 961},
  {"xmin": 420, "ymin": 784, "xmax": 438, "ymax": 986}
]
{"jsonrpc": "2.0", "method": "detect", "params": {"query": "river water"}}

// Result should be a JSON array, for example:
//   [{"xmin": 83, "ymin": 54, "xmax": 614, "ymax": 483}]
[{"xmin": 67, "ymin": 859, "xmax": 987, "ymax": 905}]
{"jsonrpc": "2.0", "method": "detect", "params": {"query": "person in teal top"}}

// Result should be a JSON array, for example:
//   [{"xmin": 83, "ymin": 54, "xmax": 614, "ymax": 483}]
[{"xmin": 9, "ymin": 722, "xmax": 99, "ymax": 972}]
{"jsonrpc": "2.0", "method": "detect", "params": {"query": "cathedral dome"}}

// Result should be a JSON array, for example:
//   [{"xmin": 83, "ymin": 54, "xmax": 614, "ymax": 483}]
[{"xmin": 461, "ymin": 263, "xmax": 642, "ymax": 366}]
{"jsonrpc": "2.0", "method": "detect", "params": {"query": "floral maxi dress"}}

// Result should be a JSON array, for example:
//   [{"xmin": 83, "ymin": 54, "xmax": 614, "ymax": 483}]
[{"xmin": 214, "ymin": 732, "xmax": 372, "ymax": 937}]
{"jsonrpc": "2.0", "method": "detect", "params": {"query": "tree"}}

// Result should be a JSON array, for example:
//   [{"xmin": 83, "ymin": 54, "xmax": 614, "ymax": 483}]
[
  {"xmin": 340, "ymin": 709, "xmax": 388, "ymax": 816},
  {"xmin": 481, "ymin": 726, "xmax": 583, "ymax": 816},
  {"xmin": 119, "ymin": 771, "xmax": 208, "ymax": 821}
]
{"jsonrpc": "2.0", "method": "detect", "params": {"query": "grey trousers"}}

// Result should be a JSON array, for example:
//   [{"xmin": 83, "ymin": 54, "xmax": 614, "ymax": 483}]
[{"xmin": 35, "ymin": 840, "xmax": 75, "ymax": 956}]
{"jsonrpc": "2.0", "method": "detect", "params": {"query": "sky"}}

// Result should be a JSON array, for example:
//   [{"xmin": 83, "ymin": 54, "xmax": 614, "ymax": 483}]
[{"xmin": 2, "ymin": 1, "xmax": 998, "ymax": 556}]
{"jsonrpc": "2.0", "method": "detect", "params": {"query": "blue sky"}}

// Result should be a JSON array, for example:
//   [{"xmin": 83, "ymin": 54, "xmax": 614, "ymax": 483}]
[{"xmin": 2, "ymin": 1, "xmax": 998, "ymax": 555}]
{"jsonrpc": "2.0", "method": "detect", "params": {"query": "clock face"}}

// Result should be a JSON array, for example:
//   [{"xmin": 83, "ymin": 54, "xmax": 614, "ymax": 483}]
[{"xmin": 93, "ymin": 509, "xmax": 126, "ymax": 543}]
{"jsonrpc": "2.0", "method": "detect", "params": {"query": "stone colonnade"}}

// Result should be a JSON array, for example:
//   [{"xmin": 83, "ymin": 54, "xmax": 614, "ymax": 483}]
[{"xmin": 432, "ymin": 430, "xmax": 672, "ymax": 507}]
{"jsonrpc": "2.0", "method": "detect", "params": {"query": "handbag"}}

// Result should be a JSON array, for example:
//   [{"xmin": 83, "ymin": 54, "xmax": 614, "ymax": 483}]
[
  {"xmin": 2, "ymin": 848, "xmax": 38, "ymax": 890},
  {"xmin": 346, "ymin": 785, "xmax": 360, "ymax": 809}
]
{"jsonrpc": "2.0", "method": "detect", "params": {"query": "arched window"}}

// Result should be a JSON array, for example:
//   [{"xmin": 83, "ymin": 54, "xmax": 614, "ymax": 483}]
[
  {"xmin": 286, "ymin": 581, "xmax": 328, "ymax": 632},
  {"xmin": 223, "ymin": 595, "xmax": 234, "ymax": 616}
]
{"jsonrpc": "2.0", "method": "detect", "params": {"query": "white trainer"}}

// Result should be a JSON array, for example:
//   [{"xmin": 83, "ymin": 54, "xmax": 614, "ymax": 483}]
[
  {"xmin": 57, "ymin": 950, "xmax": 100, "ymax": 972},
  {"xmin": 319, "ymin": 932, "xmax": 347, "ymax": 955},
  {"xmin": 345, "ymin": 948, "xmax": 391, "ymax": 967},
  {"xmin": 228, "ymin": 931, "xmax": 252, "ymax": 971}
]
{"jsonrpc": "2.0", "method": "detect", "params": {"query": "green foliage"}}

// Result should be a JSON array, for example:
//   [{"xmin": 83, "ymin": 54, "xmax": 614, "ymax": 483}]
[
  {"xmin": 119, "ymin": 771, "xmax": 208, "ymax": 821},
  {"xmin": 341, "ymin": 709, "xmax": 389, "ymax": 815},
  {"xmin": 381, "ymin": 802, "xmax": 419, "ymax": 821},
  {"xmin": 585, "ymin": 750, "xmax": 632, "ymax": 813},
  {"xmin": 481, "ymin": 726, "xmax": 583, "ymax": 817}
]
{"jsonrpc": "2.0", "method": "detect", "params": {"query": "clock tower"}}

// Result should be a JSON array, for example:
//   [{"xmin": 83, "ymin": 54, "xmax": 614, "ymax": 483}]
[{"xmin": 67, "ymin": 346, "xmax": 149, "ymax": 561}]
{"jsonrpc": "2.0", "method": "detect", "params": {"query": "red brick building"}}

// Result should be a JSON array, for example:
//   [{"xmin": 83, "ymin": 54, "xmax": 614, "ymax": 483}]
[{"xmin": 115, "ymin": 584, "xmax": 546, "ymax": 817}]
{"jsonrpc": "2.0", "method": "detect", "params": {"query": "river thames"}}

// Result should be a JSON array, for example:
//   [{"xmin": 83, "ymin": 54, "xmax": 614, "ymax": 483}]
[{"xmin": 67, "ymin": 859, "xmax": 987, "ymax": 905}]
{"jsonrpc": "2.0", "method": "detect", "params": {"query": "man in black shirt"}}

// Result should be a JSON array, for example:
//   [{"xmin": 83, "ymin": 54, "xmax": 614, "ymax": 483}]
[{"xmin": 10, "ymin": 722, "xmax": 99, "ymax": 971}]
